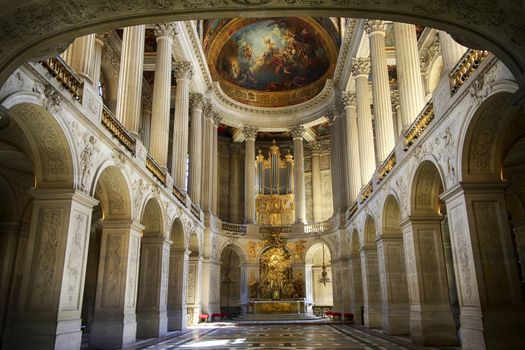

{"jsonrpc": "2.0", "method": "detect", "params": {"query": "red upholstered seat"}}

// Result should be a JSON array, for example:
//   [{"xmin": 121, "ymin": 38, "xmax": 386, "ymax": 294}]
[{"xmin": 199, "ymin": 314, "xmax": 209, "ymax": 322}]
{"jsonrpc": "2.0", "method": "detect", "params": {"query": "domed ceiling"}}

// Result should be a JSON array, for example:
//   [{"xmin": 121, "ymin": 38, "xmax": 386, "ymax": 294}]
[{"xmin": 204, "ymin": 17, "xmax": 340, "ymax": 108}]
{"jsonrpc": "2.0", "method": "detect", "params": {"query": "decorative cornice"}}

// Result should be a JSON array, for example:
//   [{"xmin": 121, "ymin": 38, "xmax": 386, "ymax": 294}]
[
  {"xmin": 364, "ymin": 20, "xmax": 385, "ymax": 35},
  {"xmin": 290, "ymin": 125, "xmax": 306, "ymax": 139},
  {"xmin": 172, "ymin": 61, "xmax": 193, "ymax": 79},
  {"xmin": 242, "ymin": 126, "xmax": 258, "ymax": 140},
  {"xmin": 154, "ymin": 22, "xmax": 177, "ymax": 38},
  {"xmin": 341, "ymin": 91, "xmax": 356, "ymax": 107},
  {"xmin": 212, "ymin": 111, "xmax": 222, "ymax": 126},
  {"xmin": 352, "ymin": 57, "xmax": 371, "ymax": 76},
  {"xmin": 189, "ymin": 92, "xmax": 204, "ymax": 110}
]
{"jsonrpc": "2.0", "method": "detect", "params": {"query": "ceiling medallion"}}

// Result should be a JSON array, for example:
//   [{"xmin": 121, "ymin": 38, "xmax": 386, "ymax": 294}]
[{"xmin": 206, "ymin": 17, "xmax": 339, "ymax": 108}]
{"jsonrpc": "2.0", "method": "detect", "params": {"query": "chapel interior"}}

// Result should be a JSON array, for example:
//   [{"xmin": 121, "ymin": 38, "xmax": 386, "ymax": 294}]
[{"xmin": 0, "ymin": 3, "xmax": 525, "ymax": 350}]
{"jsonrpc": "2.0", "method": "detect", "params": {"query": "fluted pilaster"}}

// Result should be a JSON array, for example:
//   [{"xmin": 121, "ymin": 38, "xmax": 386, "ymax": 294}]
[
  {"xmin": 291, "ymin": 125, "xmax": 306, "ymax": 224},
  {"xmin": 171, "ymin": 61, "xmax": 193, "ymax": 190},
  {"xmin": 150, "ymin": 23, "xmax": 176, "ymax": 168},
  {"xmin": 365, "ymin": 20, "xmax": 395, "ymax": 161},
  {"xmin": 342, "ymin": 91, "xmax": 362, "ymax": 202},
  {"xmin": 352, "ymin": 57, "xmax": 376, "ymax": 185},
  {"xmin": 309, "ymin": 142, "xmax": 322, "ymax": 222},
  {"xmin": 243, "ymin": 126, "xmax": 258, "ymax": 224},
  {"xmin": 394, "ymin": 22, "xmax": 425, "ymax": 129},
  {"xmin": 201, "ymin": 105, "xmax": 214, "ymax": 213},
  {"xmin": 438, "ymin": 31, "xmax": 467, "ymax": 71},
  {"xmin": 116, "ymin": 25, "xmax": 145, "ymax": 133},
  {"xmin": 211, "ymin": 112, "xmax": 222, "ymax": 215},
  {"xmin": 328, "ymin": 112, "xmax": 341, "ymax": 213},
  {"xmin": 188, "ymin": 93, "xmax": 204, "ymax": 205}
]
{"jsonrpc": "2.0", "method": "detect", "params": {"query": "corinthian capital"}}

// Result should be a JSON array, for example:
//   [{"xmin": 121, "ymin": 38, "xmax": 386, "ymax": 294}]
[
  {"xmin": 308, "ymin": 141, "xmax": 322, "ymax": 154},
  {"xmin": 172, "ymin": 61, "xmax": 193, "ymax": 79},
  {"xmin": 242, "ymin": 126, "xmax": 258, "ymax": 140},
  {"xmin": 212, "ymin": 111, "xmax": 223, "ymax": 126},
  {"xmin": 154, "ymin": 22, "xmax": 177, "ymax": 38},
  {"xmin": 341, "ymin": 91, "xmax": 356, "ymax": 107},
  {"xmin": 364, "ymin": 20, "xmax": 385, "ymax": 35},
  {"xmin": 352, "ymin": 57, "xmax": 371, "ymax": 76},
  {"xmin": 290, "ymin": 125, "xmax": 306, "ymax": 139},
  {"xmin": 391, "ymin": 90, "xmax": 400, "ymax": 109},
  {"xmin": 189, "ymin": 93, "xmax": 204, "ymax": 110}
]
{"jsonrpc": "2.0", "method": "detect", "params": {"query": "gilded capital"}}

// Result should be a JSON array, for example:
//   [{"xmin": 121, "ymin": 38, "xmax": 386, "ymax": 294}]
[
  {"xmin": 364, "ymin": 20, "xmax": 385, "ymax": 35},
  {"xmin": 290, "ymin": 125, "xmax": 306, "ymax": 139},
  {"xmin": 352, "ymin": 57, "xmax": 371, "ymax": 76},
  {"xmin": 189, "ymin": 93, "xmax": 204, "ymax": 110},
  {"xmin": 154, "ymin": 22, "xmax": 177, "ymax": 39},
  {"xmin": 172, "ymin": 61, "xmax": 193, "ymax": 79},
  {"xmin": 242, "ymin": 126, "xmax": 258, "ymax": 140},
  {"xmin": 341, "ymin": 91, "xmax": 356, "ymax": 107}
]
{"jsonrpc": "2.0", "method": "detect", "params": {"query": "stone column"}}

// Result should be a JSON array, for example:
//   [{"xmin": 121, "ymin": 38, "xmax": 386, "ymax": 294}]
[
  {"xmin": 62, "ymin": 34, "xmax": 97, "ymax": 84},
  {"xmin": 342, "ymin": 92, "xmax": 362, "ymax": 202},
  {"xmin": 393, "ymin": 22, "xmax": 426, "ymax": 129},
  {"xmin": 7, "ymin": 190, "xmax": 97, "ymax": 350},
  {"xmin": 309, "ymin": 142, "xmax": 323, "ymax": 222},
  {"xmin": 211, "ymin": 113, "xmax": 222, "ymax": 215},
  {"xmin": 115, "ymin": 25, "xmax": 145, "ymax": 134},
  {"xmin": 90, "ymin": 220, "xmax": 144, "ymax": 349},
  {"xmin": 400, "ymin": 216, "xmax": 457, "ymax": 346},
  {"xmin": 360, "ymin": 246, "xmax": 382, "ymax": 328},
  {"xmin": 136, "ymin": 237, "xmax": 170, "ymax": 338},
  {"xmin": 291, "ymin": 125, "xmax": 306, "ymax": 224},
  {"xmin": 328, "ymin": 113, "xmax": 341, "ymax": 213},
  {"xmin": 438, "ymin": 31, "xmax": 467, "ymax": 72},
  {"xmin": 93, "ymin": 32, "xmax": 109, "ymax": 88},
  {"xmin": 149, "ymin": 23, "xmax": 175, "ymax": 168},
  {"xmin": 443, "ymin": 183, "xmax": 525, "ymax": 349},
  {"xmin": 376, "ymin": 236, "xmax": 409, "ymax": 335},
  {"xmin": 349, "ymin": 251, "xmax": 364, "ymax": 324},
  {"xmin": 365, "ymin": 20, "xmax": 395, "ymax": 161},
  {"xmin": 171, "ymin": 62, "xmax": 193, "ymax": 190},
  {"xmin": 186, "ymin": 256, "xmax": 202, "ymax": 325},
  {"xmin": 167, "ymin": 249, "xmax": 189, "ymax": 331},
  {"xmin": 188, "ymin": 93, "xmax": 204, "ymax": 206},
  {"xmin": 337, "ymin": 108, "xmax": 350, "ymax": 210},
  {"xmin": 243, "ymin": 126, "xmax": 258, "ymax": 224},
  {"xmin": 229, "ymin": 143, "xmax": 241, "ymax": 223},
  {"xmin": 200, "ymin": 106, "xmax": 213, "ymax": 213},
  {"xmin": 352, "ymin": 57, "xmax": 376, "ymax": 185}
]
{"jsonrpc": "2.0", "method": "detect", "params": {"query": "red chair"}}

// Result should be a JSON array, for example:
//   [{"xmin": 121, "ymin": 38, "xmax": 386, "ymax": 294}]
[
  {"xmin": 199, "ymin": 313, "xmax": 209, "ymax": 323},
  {"xmin": 211, "ymin": 312, "xmax": 223, "ymax": 321}
]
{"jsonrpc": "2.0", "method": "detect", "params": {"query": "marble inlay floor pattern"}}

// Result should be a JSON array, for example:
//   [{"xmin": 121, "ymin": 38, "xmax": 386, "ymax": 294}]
[{"xmin": 140, "ymin": 324, "xmax": 410, "ymax": 350}]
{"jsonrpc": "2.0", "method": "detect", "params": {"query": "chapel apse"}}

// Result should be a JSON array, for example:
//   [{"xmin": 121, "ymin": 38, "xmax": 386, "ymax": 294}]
[{"xmin": 205, "ymin": 17, "xmax": 340, "ymax": 108}]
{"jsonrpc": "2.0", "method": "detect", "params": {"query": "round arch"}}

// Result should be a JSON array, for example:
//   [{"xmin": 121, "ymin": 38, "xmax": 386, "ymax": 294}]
[
  {"xmin": 219, "ymin": 242, "xmax": 248, "ymax": 265},
  {"xmin": 382, "ymin": 194, "xmax": 402, "ymax": 235},
  {"xmin": 363, "ymin": 215, "xmax": 377, "ymax": 248},
  {"xmin": 410, "ymin": 160, "xmax": 445, "ymax": 216},
  {"xmin": 92, "ymin": 165, "xmax": 132, "ymax": 221},
  {"xmin": 304, "ymin": 240, "xmax": 332, "ymax": 265},
  {"xmin": 169, "ymin": 217, "xmax": 186, "ymax": 250},
  {"xmin": 141, "ymin": 197, "xmax": 164, "ymax": 238}
]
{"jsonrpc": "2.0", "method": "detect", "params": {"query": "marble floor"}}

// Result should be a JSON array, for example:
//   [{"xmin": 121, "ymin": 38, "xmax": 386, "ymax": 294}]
[{"xmin": 138, "ymin": 324, "xmax": 413, "ymax": 350}]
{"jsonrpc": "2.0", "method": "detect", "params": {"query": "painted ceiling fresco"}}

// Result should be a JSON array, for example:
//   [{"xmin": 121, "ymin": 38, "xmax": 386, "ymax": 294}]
[{"xmin": 205, "ymin": 17, "xmax": 340, "ymax": 108}]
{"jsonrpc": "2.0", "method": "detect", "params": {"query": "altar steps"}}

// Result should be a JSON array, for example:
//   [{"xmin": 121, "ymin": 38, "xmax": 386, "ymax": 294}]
[{"xmin": 229, "ymin": 313, "xmax": 328, "ymax": 325}]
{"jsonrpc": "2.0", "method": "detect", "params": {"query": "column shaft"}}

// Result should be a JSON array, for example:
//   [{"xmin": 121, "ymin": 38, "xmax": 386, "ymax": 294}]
[
  {"xmin": 211, "ymin": 114, "xmax": 221, "ymax": 215},
  {"xmin": 310, "ymin": 143, "xmax": 323, "ymax": 222},
  {"xmin": 342, "ymin": 92, "xmax": 362, "ymax": 202},
  {"xmin": 229, "ymin": 143, "xmax": 240, "ymax": 222},
  {"xmin": 171, "ymin": 62, "xmax": 192, "ymax": 190},
  {"xmin": 150, "ymin": 26, "xmax": 174, "ymax": 168},
  {"xmin": 201, "ymin": 113, "xmax": 213, "ymax": 213},
  {"xmin": 394, "ymin": 22, "xmax": 426, "ymax": 129},
  {"xmin": 92, "ymin": 35, "xmax": 105, "ymax": 88},
  {"xmin": 439, "ymin": 31, "xmax": 467, "ymax": 71},
  {"xmin": 328, "ymin": 116, "xmax": 341, "ymax": 213},
  {"xmin": 366, "ymin": 20, "xmax": 395, "ymax": 161},
  {"xmin": 116, "ymin": 25, "xmax": 145, "ymax": 133},
  {"xmin": 188, "ymin": 94, "xmax": 204, "ymax": 206},
  {"xmin": 63, "ymin": 34, "xmax": 97, "ymax": 84},
  {"xmin": 291, "ymin": 125, "xmax": 306, "ymax": 223},
  {"xmin": 243, "ymin": 127, "xmax": 257, "ymax": 224}
]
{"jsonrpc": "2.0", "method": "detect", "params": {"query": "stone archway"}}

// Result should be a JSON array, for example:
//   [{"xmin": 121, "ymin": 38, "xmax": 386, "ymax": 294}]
[
  {"xmin": 361, "ymin": 215, "xmax": 382, "ymax": 328},
  {"xmin": 0, "ymin": 0, "xmax": 524, "ymax": 96},
  {"xmin": 167, "ymin": 217, "xmax": 188, "ymax": 331},
  {"xmin": 378, "ymin": 195, "xmax": 409, "ymax": 335},
  {"xmin": 220, "ymin": 245, "xmax": 242, "ymax": 318},
  {"xmin": 305, "ymin": 242, "xmax": 333, "ymax": 313}
]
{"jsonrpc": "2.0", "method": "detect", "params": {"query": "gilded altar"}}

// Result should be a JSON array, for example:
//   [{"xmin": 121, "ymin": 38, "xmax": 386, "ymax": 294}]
[{"xmin": 248, "ymin": 299, "xmax": 307, "ymax": 314}]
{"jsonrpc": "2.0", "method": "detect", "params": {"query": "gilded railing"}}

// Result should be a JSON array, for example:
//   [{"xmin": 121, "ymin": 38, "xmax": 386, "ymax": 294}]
[
  {"xmin": 222, "ymin": 222, "xmax": 247, "ymax": 235},
  {"xmin": 360, "ymin": 180, "xmax": 373, "ymax": 204},
  {"xmin": 259, "ymin": 225, "xmax": 292, "ymax": 235},
  {"xmin": 146, "ymin": 154, "xmax": 166, "ymax": 185},
  {"xmin": 190, "ymin": 203, "xmax": 201, "ymax": 221},
  {"xmin": 173, "ymin": 185, "xmax": 187, "ymax": 206},
  {"xmin": 450, "ymin": 49, "xmax": 489, "ymax": 94},
  {"xmin": 101, "ymin": 105, "xmax": 136, "ymax": 153},
  {"xmin": 377, "ymin": 151, "xmax": 396, "ymax": 182},
  {"xmin": 304, "ymin": 220, "xmax": 332, "ymax": 234},
  {"xmin": 41, "ymin": 56, "xmax": 84, "ymax": 103},
  {"xmin": 403, "ymin": 100, "xmax": 434, "ymax": 150},
  {"xmin": 348, "ymin": 201, "xmax": 358, "ymax": 219}
]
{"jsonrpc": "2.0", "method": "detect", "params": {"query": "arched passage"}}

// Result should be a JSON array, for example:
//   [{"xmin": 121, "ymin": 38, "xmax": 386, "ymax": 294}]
[
  {"xmin": 136, "ymin": 197, "xmax": 169, "ymax": 339},
  {"xmin": 377, "ymin": 195, "xmax": 409, "ymax": 335},
  {"xmin": 186, "ymin": 231, "xmax": 202, "ymax": 325},
  {"xmin": 166, "ymin": 217, "xmax": 188, "ymax": 331},
  {"xmin": 404, "ymin": 160, "xmax": 457, "ymax": 346},
  {"xmin": 220, "ymin": 245, "xmax": 241, "ymax": 318},
  {"xmin": 305, "ymin": 242, "xmax": 333, "ymax": 314},
  {"xmin": 360, "ymin": 215, "xmax": 382, "ymax": 328}
]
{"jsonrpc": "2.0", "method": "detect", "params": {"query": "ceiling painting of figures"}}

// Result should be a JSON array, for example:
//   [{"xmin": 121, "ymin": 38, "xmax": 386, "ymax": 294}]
[{"xmin": 206, "ymin": 17, "xmax": 339, "ymax": 108}]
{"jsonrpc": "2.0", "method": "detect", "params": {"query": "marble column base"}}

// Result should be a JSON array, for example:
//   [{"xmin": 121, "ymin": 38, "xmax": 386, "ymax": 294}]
[
  {"xmin": 167, "ymin": 308, "xmax": 187, "ymax": 331},
  {"xmin": 90, "ymin": 314, "xmax": 136, "ymax": 349},
  {"xmin": 136, "ymin": 310, "xmax": 167, "ymax": 339},
  {"xmin": 381, "ymin": 304, "xmax": 410, "ymax": 335},
  {"xmin": 6, "ymin": 318, "xmax": 82, "ymax": 350},
  {"xmin": 409, "ymin": 304, "xmax": 457, "ymax": 346},
  {"xmin": 364, "ymin": 305, "xmax": 382, "ymax": 328}
]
